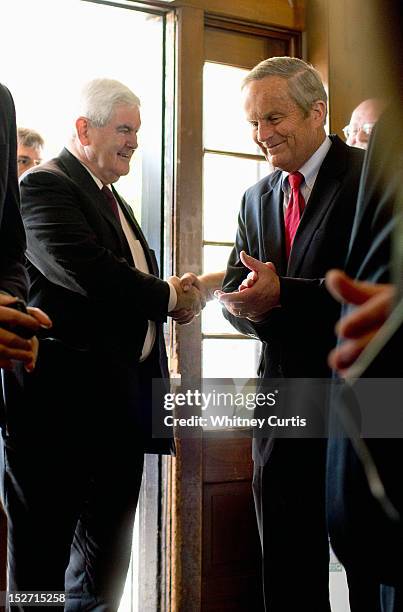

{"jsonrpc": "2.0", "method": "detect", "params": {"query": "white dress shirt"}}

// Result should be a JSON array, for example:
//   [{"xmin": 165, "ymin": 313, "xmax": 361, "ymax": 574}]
[{"xmin": 281, "ymin": 136, "xmax": 332, "ymax": 212}]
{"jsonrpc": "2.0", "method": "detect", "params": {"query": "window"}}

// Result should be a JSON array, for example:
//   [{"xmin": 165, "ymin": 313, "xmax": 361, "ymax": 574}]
[{"xmin": 202, "ymin": 62, "xmax": 268, "ymax": 380}]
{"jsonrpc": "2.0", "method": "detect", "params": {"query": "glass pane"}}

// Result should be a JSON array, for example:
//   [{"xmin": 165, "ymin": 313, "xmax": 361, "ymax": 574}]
[
  {"xmin": 0, "ymin": 0, "xmax": 163, "ymax": 222},
  {"xmin": 203, "ymin": 244, "xmax": 233, "ymax": 270},
  {"xmin": 203, "ymin": 62, "xmax": 261, "ymax": 155},
  {"xmin": 202, "ymin": 339, "xmax": 261, "ymax": 378},
  {"xmin": 203, "ymin": 152, "xmax": 269, "ymax": 243},
  {"xmin": 202, "ymin": 300, "xmax": 236, "ymax": 335},
  {"xmin": 202, "ymin": 245, "xmax": 235, "ymax": 334}
]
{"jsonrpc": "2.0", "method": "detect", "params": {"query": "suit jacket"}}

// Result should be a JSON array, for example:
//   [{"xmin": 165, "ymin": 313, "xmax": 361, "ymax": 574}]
[
  {"xmin": 0, "ymin": 84, "xmax": 27, "ymax": 300},
  {"xmin": 18, "ymin": 147, "xmax": 172, "ymax": 454},
  {"xmin": 222, "ymin": 135, "xmax": 364, "ymax": 464},
  {"xmin": 0, "ymin": 83, "xmax": 28, "ymax": 431},
  {"xmin": 327, "ymin": 108, "xmax": 403, "ymax": 585}
]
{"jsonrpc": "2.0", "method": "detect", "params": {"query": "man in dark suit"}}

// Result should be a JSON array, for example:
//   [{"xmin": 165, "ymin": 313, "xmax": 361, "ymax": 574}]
[
  {"xmin": 216, "ymin": 57, "xmax": 364, "ymax": 611},
  {"xmin": 0, "ymin": 83, "xmax": 51, "ymax": 604},
  {"xmin": 1, "ymin": 78, "xmax": 202, "ymax": 610},
  {"xmin": 325, "ymin": 100, "xmax": 403, "ymax": 611},
  {"xmin": 0, "ymin": 84, "xmax": 49, "ymax": 368}
]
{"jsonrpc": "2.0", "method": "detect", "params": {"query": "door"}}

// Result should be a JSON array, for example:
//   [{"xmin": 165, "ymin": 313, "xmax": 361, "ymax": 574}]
[{"xmin": 171, "ymin": 14, "xmax": 301, "ymax": 611}]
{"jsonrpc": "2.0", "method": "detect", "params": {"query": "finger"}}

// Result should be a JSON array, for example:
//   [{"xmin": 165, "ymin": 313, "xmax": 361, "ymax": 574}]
[
  {"xmin": 238, "ymin": 278, "xmax": 255, "ymax": 291},
  {"xmin": 239, "ymin": 251, "xmax": 266, "ymax": 273},
  {"xmin": 171, "ymin": 308, "xmax": 194, "ymax": 323},
  {"xmin": 173, "ymin": 311, "xmax": 195, "ymax": 324},
  {"xmin": 171, "ymin": 308, "xmax": 190, "ymax": 318},
  {"xmin": 0, "ymin": 295, "xmax": 19, "ymax": 306},
  {"xmin": 264, "ymin": 262, "xmax": 276, "ymax": 272},
  {"xmin": 180, "ymin": 273, "xmax": 196, "ymax": 292},
  {"xmin": 328, "ymin": 335, "xmax": 374, "ymax": 373},
  {"xmin": 191, "ymin": 287, "xmax": 206, "ymax": 310},
  {"xmin": 336, "ymin": 291, "xmax": 392, "ymax": 339},
  {"xmin": 26, "ymin": 307, "xmax": 52, "ymax": 328},
  {"xmin": 177, "ymin": 316, "xmax": 195, "ymax": 325},
  {"xmin": 0, "ymin": 305, "xmax": 41, "ymax": 333},
  {"xmin": 0, "ymin": 328, "xmax": 33, "ymax": 351},
  {"xmin": 215, "ymin": 289, "xmax": 248, "ymax": 304},
  {"xmin": 325, "ymin": 270, "xmax": 387, "ymax": 306},
  {"xmin": 25, "ymin": 337, "xmax": 39, "ymax": 372},
  {"xmin": 0, "ymin": 344, "xmax": 35, "ymax": 363}
]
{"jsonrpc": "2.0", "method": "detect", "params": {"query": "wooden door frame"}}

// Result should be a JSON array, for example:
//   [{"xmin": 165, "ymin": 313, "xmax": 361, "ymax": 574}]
[{"xmin": 170, "ymin": 9, "xmax": 302, "ymax": 611}]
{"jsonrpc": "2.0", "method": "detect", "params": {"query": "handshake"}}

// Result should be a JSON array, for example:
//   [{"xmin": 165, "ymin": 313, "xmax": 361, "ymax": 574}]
[{"xmin": 168, "ymin": 271, "xmax": 224, "ymax": 325}]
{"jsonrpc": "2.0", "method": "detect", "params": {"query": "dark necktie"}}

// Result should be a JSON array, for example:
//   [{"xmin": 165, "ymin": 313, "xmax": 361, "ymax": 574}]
[
  {"xmin": 101, "ymin": 185, "xmax": 120, "ymax": 221},
  {"xmin": 284, "ymin": 171, "xmax": 305, "ymax": 258}
]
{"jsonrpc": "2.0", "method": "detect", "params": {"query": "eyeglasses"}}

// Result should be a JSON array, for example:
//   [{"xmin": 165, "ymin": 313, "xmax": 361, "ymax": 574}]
[
  {"xmin": 17, "ymin": 156, "xmax": 42, "ymax": 168},
  {"xmin": 342, "ymin": 122, "xmax": 375, "ymax": 139}
]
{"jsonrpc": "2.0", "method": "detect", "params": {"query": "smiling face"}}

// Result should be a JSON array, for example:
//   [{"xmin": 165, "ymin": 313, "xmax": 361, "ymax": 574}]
[
  {"xmin": 76, "ymin": 104, "xmax": 141, "ymax": 184},
  {"xmin": 243, "ymin": 76, "xmax": 326, "ymax": 172}
]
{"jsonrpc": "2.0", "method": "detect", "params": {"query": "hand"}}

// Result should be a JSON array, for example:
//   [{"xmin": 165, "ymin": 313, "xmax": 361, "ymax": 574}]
[
  {"xmin": 181, "ymin": 271, "xmax": 225, "ymax": 301},
  {"xmin": 168, "ymin": 276, "xmax": 205, "ymax": 318},
  {"xmin": 325, "ymin": 269, "xmax": 395, "ymax": 374},
  {"xmin": 0, "ymin": 295, "xmax": 52, "ymax": 371},
  {"xmin": 170, "ymin": 271, "xmax": 225, "ymax": 325},
  {"xmin": 239, "ymin": 262, "xmax": 276, "ymax": 291},
  {"xmin": 170, "ymin": 273, "xmax": 207, "ymax": 325},
  {"xmin": 215, "ymin": 251, "xmax": 280, "ymax": 322}
]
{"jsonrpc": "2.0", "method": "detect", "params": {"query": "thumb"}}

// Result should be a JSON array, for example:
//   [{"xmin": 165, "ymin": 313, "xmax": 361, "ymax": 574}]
[
  {"xmin": 240, "ymin": 251, "xmax": 266, "ymax": 273},
  {"xmin": 326, "ymin": 270, "xmax": 383, "ymax": 306}
]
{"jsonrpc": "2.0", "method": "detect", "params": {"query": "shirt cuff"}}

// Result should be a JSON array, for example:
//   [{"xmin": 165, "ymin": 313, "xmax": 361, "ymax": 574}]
[{"xmin": 167, "ymin": 281, "xmax": 178, "ymax": 312}]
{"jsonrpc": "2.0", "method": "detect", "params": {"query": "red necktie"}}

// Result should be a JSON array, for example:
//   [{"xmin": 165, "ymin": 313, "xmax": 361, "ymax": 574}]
[
  {"xmin": 284, "ymin": 171, "xmax": 305, "ymax": 258},
  {"xmin": 102, "ymin": 185, "xmax": 120, "ymax": 221}
]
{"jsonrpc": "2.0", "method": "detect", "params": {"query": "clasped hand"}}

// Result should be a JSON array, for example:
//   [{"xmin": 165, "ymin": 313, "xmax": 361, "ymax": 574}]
[
  {"xmin": 215, "ymin": 251, "xmax": 280, "ymax": 322},
  {"xmin": 168, "ymin": 275, "xmax": 207, "ymax": 325}
]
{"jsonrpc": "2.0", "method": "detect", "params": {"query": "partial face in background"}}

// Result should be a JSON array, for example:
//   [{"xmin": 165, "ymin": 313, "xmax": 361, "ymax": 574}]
[
  {"xmin": 344, "ymin": 99, "xmax": 384, "ymax": 149},
  {"xmin": 77, "ymin": 104, "xmax": 141, "ymax": 185},
  {"xmin": 17, "ymin": 144, "xmax": 43, "ymax": 178},
  {"xmin": 243, "ymin": 76, "xmax": 326, "ymax": 173}
]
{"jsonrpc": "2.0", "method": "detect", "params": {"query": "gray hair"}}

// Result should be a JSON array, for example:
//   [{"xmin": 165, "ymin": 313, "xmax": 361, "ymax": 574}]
[
  {"xmin": 78, "ymin": 78, "xmax": 140, "ymax": 127},
  {"xmin": 243, "ymin": 57, "xmax": 327, "ymax": 119},
  {"xmin": 17, "ymin": 127, "xmax": 44, "ymax": 148}
]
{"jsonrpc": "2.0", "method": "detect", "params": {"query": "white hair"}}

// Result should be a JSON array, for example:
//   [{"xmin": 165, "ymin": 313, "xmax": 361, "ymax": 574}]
[{"xmin": 78, "ymin": 78, "xmax": 140, "ymax": 127}]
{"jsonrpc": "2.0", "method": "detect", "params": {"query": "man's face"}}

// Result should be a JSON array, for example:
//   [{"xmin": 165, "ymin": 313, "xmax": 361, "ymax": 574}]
[
  {"xmin": 345, "ymin": 101, "xmax": 381, "ymax": 149},
  {"xmin": 17, "ymin": 144, "xmax": 42, "ymax": 178},
  {"xmin": 83, "ymin": 104, "xmax": 141, "ymax": 184},
  {"xmin": 243, "ymin": 76, "xmax": 325, "ymax": 173}
]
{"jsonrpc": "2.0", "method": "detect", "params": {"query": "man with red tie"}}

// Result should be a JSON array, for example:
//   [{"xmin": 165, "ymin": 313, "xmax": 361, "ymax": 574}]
[{"xmin": 216, "ymin": 57, "xmax": 364, "ymax": 611}]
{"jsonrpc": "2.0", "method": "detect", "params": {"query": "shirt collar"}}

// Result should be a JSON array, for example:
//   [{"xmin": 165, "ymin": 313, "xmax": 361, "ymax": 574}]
[
  {"xmin": 281, "ymin": 135, "xmax": 332, "ymax": 192},
  {"xmin": 65, "ymin": 147, "xmax": 110, "ymax": 191}
]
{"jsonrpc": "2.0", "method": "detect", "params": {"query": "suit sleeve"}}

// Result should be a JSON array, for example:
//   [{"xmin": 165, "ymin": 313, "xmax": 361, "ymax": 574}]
[
  {"xmin": 222, "ymin": 193, "xmax": 268, "ymax": 339},
  {"xmin": 0, "ymin": 84, "xmax": 28, "ymax": 300},
  {"xmin": 20, "ymin": 169, "xmax": 170, "ymax": 321}
]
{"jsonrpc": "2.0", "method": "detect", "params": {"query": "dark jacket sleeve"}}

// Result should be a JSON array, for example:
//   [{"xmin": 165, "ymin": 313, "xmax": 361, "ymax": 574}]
[
  {"xmin": 222, "ymin": 192, "xmax": 263, "ymax": 339},
  {"xmin": 0, "ymin": 84, "xmax": 28, "ymax": 300}
]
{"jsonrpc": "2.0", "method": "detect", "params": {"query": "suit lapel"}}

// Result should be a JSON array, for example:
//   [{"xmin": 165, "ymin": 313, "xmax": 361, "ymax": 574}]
[
  {"xmin": 58, "ymin": 148, "xmax": 134, "ymax": 264},
  {"xmin": 260, "ymin": 172, "xmax": 287, "ymax": 275},
  {"xmin": 112, "ymin": 187, "xmax": 159, "ymax": 276},
  {"xmin": 287, "ymin": 136, "xmax": 346, "ymax": 276}
]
